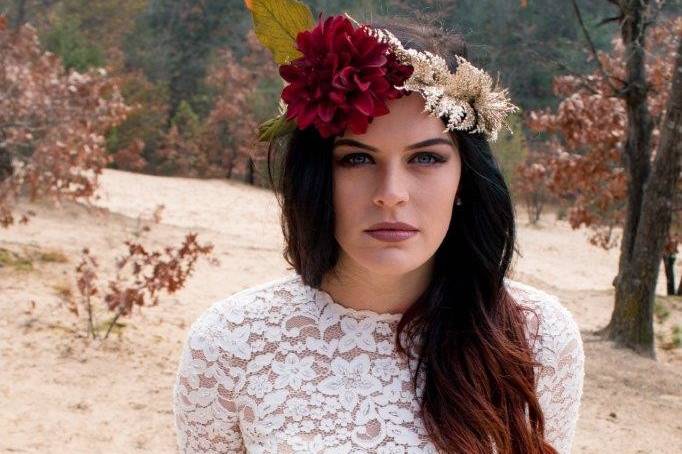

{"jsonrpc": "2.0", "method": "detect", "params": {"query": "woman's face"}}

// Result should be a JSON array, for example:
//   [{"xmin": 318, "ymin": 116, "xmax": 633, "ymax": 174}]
[{"xmin": 331, "ymin": 93, "xmax": 462, "ymax": 277}]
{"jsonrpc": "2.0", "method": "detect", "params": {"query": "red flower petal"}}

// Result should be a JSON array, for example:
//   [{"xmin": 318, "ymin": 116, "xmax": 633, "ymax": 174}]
[
  {"xmin": 370, "ymin": 77, "xmax": 390, "ymax": 93},
  {"xmin": 285, "ymin": 100, "xmax": 303, "ymax": 120},
  {"xmin": 353, "ymin": 73, "xmax": 371, "ymax": 91},
  {"xmin": 360, "ymin": 44, "xmax": 387, "ymax": 67},
  {"xmin": 329, "ymin": 90, "xmax": 345, "ymax": 104},
  {"xmin": 297, "ymin": 103, "xmax": 319, "ymax": 129},
  {"xmin": 332, "ymin": 66, "xmax": 354, "ymax": 89},
  {"xmin": 279, "ymin": 65, "xmax": 296, "ymax": 82},
  {"xmin": 282, "ymin": 83, "xmax": 305, "ymax": 104},
  {"xmin": 347, "ymin": 109, "xmax": 369, "ymax": 134},
  {"xmin": 317, "ymin": 102, "xmax": 336, "ymax": 122},
  {"xmin": 351, "ymin": 90, "xmax": 374, "ymax": 116}
]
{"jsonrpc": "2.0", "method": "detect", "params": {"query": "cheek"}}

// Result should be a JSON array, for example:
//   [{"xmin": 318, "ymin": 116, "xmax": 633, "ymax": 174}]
[
  {"xmin": 332, "ymin": 175, "xmax": 364, "ymax": 230},
  {"xmin": 415, "ymin": 167, "xmax": 460, "ymax": 223}
]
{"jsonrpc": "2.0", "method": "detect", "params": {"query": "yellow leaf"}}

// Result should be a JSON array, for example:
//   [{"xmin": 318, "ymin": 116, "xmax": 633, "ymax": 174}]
[
  {"xmin": 257, "ymin": 113, "xmax": 296, "ymax": 142},
  {"xmin": 250, "ymin": 0, "xmax": 315, "ymax": 64}
]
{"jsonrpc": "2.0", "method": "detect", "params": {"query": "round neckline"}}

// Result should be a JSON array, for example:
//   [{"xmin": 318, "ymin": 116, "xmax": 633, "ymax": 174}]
[
  {"xmin": 294, "ymin": 274, "xmax": 403, "ymax": 322},
  {"xmin": 315, "ymin": 287, "xmax": 404, "ymax": 322}
]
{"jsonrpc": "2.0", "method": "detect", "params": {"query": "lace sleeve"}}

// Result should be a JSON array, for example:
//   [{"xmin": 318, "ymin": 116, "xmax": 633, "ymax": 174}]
[
  {"xmin": 532, "ymin": 293, "xmax": 586, "ymax": 454},
  {"xmin": 172, "ymin": 301, "xmax": 247, "ymax": 453}
]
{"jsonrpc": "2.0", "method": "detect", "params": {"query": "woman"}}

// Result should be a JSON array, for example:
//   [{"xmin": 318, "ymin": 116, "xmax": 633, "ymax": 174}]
[{"xmin": 172, "ymin": 12, "xmax": 585, "ymax": 454}]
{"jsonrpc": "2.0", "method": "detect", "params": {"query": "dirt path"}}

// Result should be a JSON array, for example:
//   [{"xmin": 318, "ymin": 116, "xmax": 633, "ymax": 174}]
[{"xmin": 0, "ymin": 168, "xmax": 680, "ymax": 453}]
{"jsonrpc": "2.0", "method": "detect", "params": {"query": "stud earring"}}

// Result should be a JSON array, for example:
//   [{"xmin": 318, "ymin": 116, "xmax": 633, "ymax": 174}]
[{"xmin": 456, "ymin": 197, "xmax": 463, "ymax": 206}]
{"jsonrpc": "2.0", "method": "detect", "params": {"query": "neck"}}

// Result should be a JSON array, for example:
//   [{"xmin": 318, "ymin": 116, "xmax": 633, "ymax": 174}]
[{"xmin": 319, "ymin": 253, "xmax": 434, "ymax": 315}]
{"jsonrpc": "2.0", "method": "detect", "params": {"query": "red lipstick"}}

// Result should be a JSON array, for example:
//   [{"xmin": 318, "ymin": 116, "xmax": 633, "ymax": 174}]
[{"xmin": 364, "ymin": 221, "xmax": 418, "ymax": 242}]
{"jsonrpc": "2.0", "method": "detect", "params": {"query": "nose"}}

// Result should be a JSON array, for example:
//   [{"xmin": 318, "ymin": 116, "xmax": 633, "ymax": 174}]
[{"xmin": 371, "ymin": 161, "xmax": 410, "ymax": 207}]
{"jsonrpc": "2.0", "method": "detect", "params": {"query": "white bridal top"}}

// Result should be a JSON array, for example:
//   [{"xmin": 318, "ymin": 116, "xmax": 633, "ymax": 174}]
[{"xmin": 172, "ymin": 272, "xmax": 584, "ymax": 453}]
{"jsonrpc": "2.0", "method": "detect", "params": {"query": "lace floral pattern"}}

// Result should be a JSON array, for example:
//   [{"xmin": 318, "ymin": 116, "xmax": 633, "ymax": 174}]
[{"xmin": 172, "ymin": 273, "xmax": 584, "ymax": 453}]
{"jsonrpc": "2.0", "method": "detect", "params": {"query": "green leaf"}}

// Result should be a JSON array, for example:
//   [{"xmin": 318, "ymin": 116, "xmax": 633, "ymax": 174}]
[
  {"xmin": 258, "ymin": 114, "xmax": 297, "ymax": 142},
  {"xmin": 250, "ymin": 0, "xmax": 315, "ymax": 64}
]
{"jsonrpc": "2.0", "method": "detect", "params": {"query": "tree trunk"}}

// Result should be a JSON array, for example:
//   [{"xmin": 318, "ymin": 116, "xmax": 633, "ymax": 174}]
[
  {"xmin": 11, "ymin": 0, "xmax": 27, "ymax": 31},
  {"xmin": 606, "ymin": 25, "xmax": 682, "ymax": 357},
  {"xmin": 0, "ymin": 147, "xmax": 12, "ymax": 182},
  {"xmin": 245, "ymin": 157, "xmax": 255, "ymax": 185},
  {"xmin": 663, "ymin": 254, "xmax": 677, "ymax": 295},
  {"xmin": 604, "ymin": 0, "xmax": 654, "ymax": 349},
  {"xmin": 0, "ymin": 130, "xmax": 12, "ymax": 182},
  {"xmin": 612, "ymin": 1, "xmax": 653, "ymax": 290}
]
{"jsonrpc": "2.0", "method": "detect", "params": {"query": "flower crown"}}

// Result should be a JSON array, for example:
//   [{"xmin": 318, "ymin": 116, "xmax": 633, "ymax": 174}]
[{"xmin": 246, "ymin": 0, "xmax": 519, "ymax": 142}]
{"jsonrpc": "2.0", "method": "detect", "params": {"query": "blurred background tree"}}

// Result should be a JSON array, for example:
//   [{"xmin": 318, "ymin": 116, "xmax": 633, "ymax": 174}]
[{"xmin": 1, "ymin": 0, "xmax": 648, "ymax": 183}]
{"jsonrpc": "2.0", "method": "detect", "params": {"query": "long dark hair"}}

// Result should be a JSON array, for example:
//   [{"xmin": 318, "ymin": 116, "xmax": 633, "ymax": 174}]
[{"xmin": 265, "ymin": 17, "xmax": 555, "ymax": 454}]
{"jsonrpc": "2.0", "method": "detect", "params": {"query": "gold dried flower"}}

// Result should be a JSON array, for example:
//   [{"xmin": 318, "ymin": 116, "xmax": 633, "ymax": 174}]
[{"xmin": 360, "ymin": 24, "xmax": 519, "ymax": 142}]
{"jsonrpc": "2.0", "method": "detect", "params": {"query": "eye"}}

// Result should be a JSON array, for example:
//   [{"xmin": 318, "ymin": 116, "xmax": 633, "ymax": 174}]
[
  {"xmin": 415, "ymin": 153, "xmax": 444, "ymax": 164},
  {"xmin": 337, "ymin": 152, "xmax": 447, "ymax": 167},
  {"xmin": 339, "ymin": 153, "xmax": 373, "ymax": 166},
  {"xmin": 413, "ymin": 152, "xmax": 447, "ymax": 165}
]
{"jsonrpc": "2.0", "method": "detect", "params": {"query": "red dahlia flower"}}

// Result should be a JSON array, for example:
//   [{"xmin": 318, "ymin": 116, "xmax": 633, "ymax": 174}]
[{"xmin": 279, "ymin": 15, "xmax": 414, "ymax": 138}]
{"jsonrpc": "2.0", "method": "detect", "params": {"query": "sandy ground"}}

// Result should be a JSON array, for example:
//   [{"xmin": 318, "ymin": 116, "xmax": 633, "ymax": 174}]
[{"xmin": 0, "ymin": 167, "xmax": 680, "ymax": 453}]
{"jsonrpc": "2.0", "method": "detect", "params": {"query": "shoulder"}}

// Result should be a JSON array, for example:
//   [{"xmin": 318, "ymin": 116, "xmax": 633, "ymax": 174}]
[
  {"xmin": 192, "ymin": 271, "xmax": 305, "ymax": 323},
  {"xmin": 503, "ymin": 278, "xmax": 584, "ymax": 363},
  {"xmin": 182, "ymin": 272, "xmax": 310, "ymax": 361}
]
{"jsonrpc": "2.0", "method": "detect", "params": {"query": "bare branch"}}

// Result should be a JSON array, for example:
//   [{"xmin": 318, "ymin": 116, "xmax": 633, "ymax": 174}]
[
  {"xmin": 571, "ymin": 0, "xmax": 628, "ymax": 94},
  {"xmin": 523, "ymin": 42, "xmax": 614, "ymax": 97},
  {"xmin": 597, "ymin": 15, "xmax": 624, "ymax": 27},
  {"xmin": 642, "ymin": 0, "xmax": 667, "ymax": 35},
  {"xmin": 549, "ymin": 60, "xmax": 602, "ymax": 95}
]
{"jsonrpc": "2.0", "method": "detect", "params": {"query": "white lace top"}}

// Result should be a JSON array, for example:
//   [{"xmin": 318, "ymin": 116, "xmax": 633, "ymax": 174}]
[{"xmin": 172, "ymin": 273, "xmax": 584, "ymax": 453}]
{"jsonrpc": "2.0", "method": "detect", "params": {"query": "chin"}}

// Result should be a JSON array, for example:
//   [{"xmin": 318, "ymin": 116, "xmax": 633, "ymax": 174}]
[{"xmin": 355, "ymin": 252, "xmax": 426, "ymax": 276}]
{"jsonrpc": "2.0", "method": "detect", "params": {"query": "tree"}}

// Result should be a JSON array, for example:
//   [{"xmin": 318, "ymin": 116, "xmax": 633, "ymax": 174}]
[
  {"xmin": 202, "ymin": 31, "xmax": 279, "ymax": 183},
  {"xmin": 528, "ymin": 3, "xmax": 681, "ymax": 357},
  {"xmin": 514, "ymin": 140, "xmax": 557, "ymax": 225},
  {"xmin": 150, "ymin": 30, "xmax": 278, "ymax": 182},
  {"xmin": 3, "ymin": 0, "xmax": 60, "ymax": 32},
  {"xmin": 125, "ymin": 0, "xmax": 252, "ymax": 124},
  {"xmin": 41, "ymin": 15, "xmax": 106, "ymax": 71},
  {"xmin": 0, "ymin": 14, "xmax": 131, "ymax": 227}
]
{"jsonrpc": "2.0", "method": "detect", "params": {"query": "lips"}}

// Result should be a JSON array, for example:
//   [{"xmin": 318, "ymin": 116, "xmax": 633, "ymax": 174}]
[
  {"xmin": 365, "ymin": 230, "xmax": 417, "ymax": 242},
  {"xmin": 365, "ymin": 221, "xmax": 418, "ymax": 232},
  {"xmin": 364, "ymin": 221, "xmax": 419, "ymax": 243}
]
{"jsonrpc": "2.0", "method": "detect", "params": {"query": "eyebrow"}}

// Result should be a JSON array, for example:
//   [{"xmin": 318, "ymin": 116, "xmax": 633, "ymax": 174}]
[{"xmin": 332, "ymin": 137, "xmax": 456, "ymax": 152}]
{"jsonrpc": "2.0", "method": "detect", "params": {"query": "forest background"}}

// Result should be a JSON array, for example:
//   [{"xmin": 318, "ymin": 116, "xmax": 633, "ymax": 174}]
[{"xmin": 0, "ymin": 0, "xmax": 649, "ymax": 181}]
